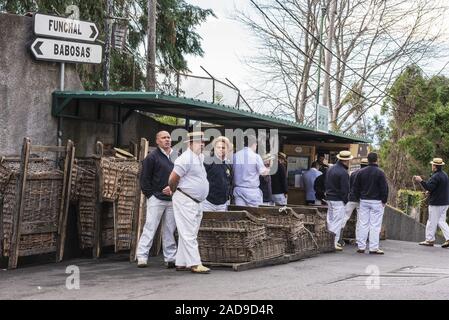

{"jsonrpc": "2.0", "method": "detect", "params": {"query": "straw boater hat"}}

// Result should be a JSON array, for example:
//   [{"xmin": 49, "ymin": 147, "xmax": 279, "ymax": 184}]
[
  {"xmin": 336, "ymin": 150, "xmax": 353, "ymax": 161},
  {"xmin": 278, "ymin": 152, "xmax": 287, "ymax": 160},
  {"xmin": 361, "ymin": 158, "xmax": 369, "ymax": 165},
  {"xmin": 212, "ymin": 136, "xmax": 233, "ymax": 150},
  {"xmin": 430, "ymin": 158, "xmax": 445, "ymax": 166},
  {"xmin": 183, "ymin": 131, "xmax": 208, "ymax": 143},
  {"xmin": 262, "ymin": 153, "xmax": 274, "ymax": 162}
]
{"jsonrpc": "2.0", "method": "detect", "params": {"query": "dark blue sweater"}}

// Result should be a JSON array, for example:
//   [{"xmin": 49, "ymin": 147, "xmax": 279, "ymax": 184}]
[
  {"xmin": 325, "ymin": 161, "xmax": 350, "ymax": 203},
  {"xmin": 140, "ymin": 148, "xmax": 174, "ymax": 201},
  {"xmin": 204, "ymin": 157, "xmax": 233, "ymax": 205},
  {"xmin": 420, "ymin": 169, "xmax": 449, "ymax": 206},
  {"xmin": 353, "ymin": 164, "xmax": 388, "ymax": 204}
]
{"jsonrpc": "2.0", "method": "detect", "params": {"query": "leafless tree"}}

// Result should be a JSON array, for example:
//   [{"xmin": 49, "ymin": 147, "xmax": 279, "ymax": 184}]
[{"xmin": 236, "ymin": 0, "xmax": 449, "ymax": 133}]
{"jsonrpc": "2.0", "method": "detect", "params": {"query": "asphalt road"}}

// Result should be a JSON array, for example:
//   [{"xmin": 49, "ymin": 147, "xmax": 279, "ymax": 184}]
[{"xmin": 1, "ymin": 240, "xmax": 449, "ymax": 300}]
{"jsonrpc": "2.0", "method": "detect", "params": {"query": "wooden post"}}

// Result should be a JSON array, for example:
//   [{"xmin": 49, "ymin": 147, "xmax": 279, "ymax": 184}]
[
  {"xmin": 130, "ymin": 138, "xmax": 148, "ymax": 261},
  {"xmin": 93, "ymin": 142, "xmax": 104, "ymax": 259},
  {"xmin": 56, "ymin": 140, "xmax": 75, "ymax": 262},
  {"xmin": 8, "ymin": 138, "xmax": 31, "ymax": 269}
]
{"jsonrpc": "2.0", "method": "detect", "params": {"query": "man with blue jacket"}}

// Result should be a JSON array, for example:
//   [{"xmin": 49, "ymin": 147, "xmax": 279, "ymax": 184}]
[
  {"xmin": 413, "ymin": 158, "xmax": 449, "ymax": 248},
  {"xmin": 325, "ymin": 150, "xmax": 353, "ymax": 251},
  {"xmin": 353, "ymin": 153, "xmax": 389, "ymax": 255},
  {"xmin": 137, "ymin": 131, "xmax": 177, "ymax": 268}
]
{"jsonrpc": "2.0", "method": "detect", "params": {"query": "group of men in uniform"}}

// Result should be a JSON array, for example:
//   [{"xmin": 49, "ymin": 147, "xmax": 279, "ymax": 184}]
[
  {"xmin": 136, "ymin": 131, "xmax": 449, "ymax": 273},
  {"xmin": 326, "ymin": 151, "xmax": 449, "ymax": 254},
  {"xmin": 136, "ymin": 131, "xmax": 288, "ymax": 274}
]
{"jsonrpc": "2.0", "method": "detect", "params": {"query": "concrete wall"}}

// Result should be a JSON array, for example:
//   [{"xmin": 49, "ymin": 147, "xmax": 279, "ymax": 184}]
[
  {"xmin": 384, "ymin": 205, "xmax": 445, "ymax": 244},
  {"xmin": 0, "ymin": 13, "xmax": 83, "ymax": 155}
]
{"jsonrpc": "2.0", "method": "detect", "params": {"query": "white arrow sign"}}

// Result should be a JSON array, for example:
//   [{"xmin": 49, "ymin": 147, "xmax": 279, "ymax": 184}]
[
  {"xmin": 31, "ymin": 38, "xmax": 103, "ymax": 64},
  {"xmin": 34, "ymin": 13, "xmax": 99, "ymax": 42}
]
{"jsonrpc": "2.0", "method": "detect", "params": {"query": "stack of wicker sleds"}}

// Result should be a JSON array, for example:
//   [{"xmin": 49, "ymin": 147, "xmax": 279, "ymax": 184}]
[{"xmin": 198, "ymin": 211, "xmax": 288, "ymax": 271}]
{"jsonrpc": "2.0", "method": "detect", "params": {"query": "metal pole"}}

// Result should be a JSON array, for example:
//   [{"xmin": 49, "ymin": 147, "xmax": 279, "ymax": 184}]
[
  {"xmin": 103, "ymin": 0, "xmax": 113, "ymax": 91},
  {"xmin": 57, "ymin": 62, "xmax": 65, "ymax": 147},
  {"xmin": 315, "ymin": 6, "xmax": 326, "ymax": 131}
]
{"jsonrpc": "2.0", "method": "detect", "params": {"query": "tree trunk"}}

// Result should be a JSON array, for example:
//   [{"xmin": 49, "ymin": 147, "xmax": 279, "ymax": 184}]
[
  {"xmin": 103, "ymin": 0, "xmax": 113, "ymax": 91},
  {"xmin": 146, "ymin": 0, "xmax": 157, "ymax": 91},
  {"xmin": 323, "ymin": 0, "xmax": 337, "ymax": 108}
]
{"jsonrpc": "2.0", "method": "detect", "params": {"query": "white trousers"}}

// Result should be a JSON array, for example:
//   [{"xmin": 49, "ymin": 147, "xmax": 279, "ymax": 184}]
[
  {"xmin": 426, "ymin": 205, "xmax": 449, "ymax": 241},
  {"xmin": 272, "ymin": 193, "xmax": 287, "ymax": 205},
  {"xmin": 356, "ymin": 200, "xmax": 384, "ymax": 251},
  {"xmin": 342, "ymin": 201, "xmax": 359, "ymax": 229},
  {"xmin": 173, "ymin": 191, "xmax": 203, "ymax": 267},
  {"xmin": 136, "ymin": 196, "xmax": 177, "ymax": 262},
  {"xmin": 233, "ymin": 187, "xmax": 263, "ymax": 207},
  {"xmin": 327, "ymin": 201, "xmax": 346, "ymax": 246},
  {"xmin": 202, "ymin": 199, "xmax": 228, "ymax": 212}
]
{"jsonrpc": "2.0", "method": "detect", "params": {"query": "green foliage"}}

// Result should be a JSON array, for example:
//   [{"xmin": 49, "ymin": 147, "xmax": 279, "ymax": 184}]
[
  {"xmin": 377, "ymin": 64, "xmax": 449, "ymax": 196},
  {"xmin": 397, "ymin": 190, "xmax": 425, "ymax": 213},
  {"xmin": 0, "ymin": 0, "xmax": 214, "ymax": 89}
]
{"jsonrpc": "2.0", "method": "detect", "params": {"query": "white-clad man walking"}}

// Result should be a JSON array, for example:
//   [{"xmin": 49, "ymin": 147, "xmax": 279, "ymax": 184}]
[
  {"xmin": 168, "ymin": 131, "xmax": 211, "ymax": 274},
  {"xmin": 413, "ymin": 158, "xmax": 449, "ymax": 248},
  {"xmin": 136, "ymin": 131, "xmax": 177, "ymax": 268}
]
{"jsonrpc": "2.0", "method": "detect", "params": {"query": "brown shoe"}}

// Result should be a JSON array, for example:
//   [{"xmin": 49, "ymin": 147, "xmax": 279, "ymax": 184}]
[
  {"xmin": 419, "ymin": 240, "xmax": 435, "ymax": 247},
  {"xmin": 357, "ymin": 249, "xmax": 365, "ymax": 254},
  {"xmin": 190, "ymin": 265, "xmax": 210, "ymax": 274},
  {"xmin": 442, "ymin": 240, "xmax": 449, "ymax": 248},
  {"xmin": 175, "ymin": 266, "xmax": 189, "ymax": 271}
]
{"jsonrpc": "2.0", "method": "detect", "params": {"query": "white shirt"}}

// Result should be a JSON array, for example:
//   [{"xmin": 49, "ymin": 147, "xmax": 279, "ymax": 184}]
[
  {"xmin": 173, "ymin": 148, "xmax": 209, "ymax": 201},
  {"xmin": 233, "ymin": 147, "xmax": 266, "ymax": 189}
]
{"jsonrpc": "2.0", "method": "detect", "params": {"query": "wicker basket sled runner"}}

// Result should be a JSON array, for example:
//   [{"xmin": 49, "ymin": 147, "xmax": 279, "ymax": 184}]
[
  {"xmin": 0, "ymin": 138, "xmax": 75, "ymax": 269},
  {"xmin": 198, "ymin": 211, "xmax": 286, "ymax": 263},
  {"xmin": 228, "ymin": 205, "xmax": 318, "ymax": 258},
  {"xmin": 70, "ymin": 142, "xmax": 140, "ymax": 259}
]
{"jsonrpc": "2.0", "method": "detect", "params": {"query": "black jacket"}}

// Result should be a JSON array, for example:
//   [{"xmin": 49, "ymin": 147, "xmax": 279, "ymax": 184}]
[
  {"xmin": 353, "ymin": 164, "xmax": 389, "ymax": 204},
  {"xmin": 140, "ymin": 148, "xmax": 174, "ymax": 201},
  {"xmin": 204, "ymin": 158, "xmax": 233, "ymax": 205},
  {"xmin": 260, "ymin": 175, "xmax": 272, "ymax": 203},
  {"xmin": 325, "ymin": 161, "xmax": 350, "ymax": 203},
  {"xmin": 420, "ymin": 169, "xmax": 449, "ymax": 206},
  {"xmin": 348, "ymin": 169, "xmax": 360, "ymax": 202},
  {"xmin": 271, "ymin": 161, "xmax": 288, "ymax": 194},
  {"xmin": 314, "ymin": 173, "xmax": 326, "ymax": 201}
]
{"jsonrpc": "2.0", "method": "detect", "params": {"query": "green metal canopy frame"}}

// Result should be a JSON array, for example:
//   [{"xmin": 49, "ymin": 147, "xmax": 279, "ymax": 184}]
[{"xmin": 52, "ymin": 90, "xmax": 370, "ymax": 144}]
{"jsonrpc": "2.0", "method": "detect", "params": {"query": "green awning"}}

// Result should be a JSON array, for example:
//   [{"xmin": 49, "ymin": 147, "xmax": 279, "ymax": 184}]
[{"xmin": 52, "ymin": 90, "xmax": 370, "ymax": 144}]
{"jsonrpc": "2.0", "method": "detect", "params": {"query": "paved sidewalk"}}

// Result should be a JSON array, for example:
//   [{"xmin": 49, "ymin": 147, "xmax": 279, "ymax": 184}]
[{"xmin": 1, "ymin": 240, "xmax": 448, "ymax": 300}]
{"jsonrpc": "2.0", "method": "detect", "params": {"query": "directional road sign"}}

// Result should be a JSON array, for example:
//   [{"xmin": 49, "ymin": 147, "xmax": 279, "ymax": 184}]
[
  {"xmin": 31, "ymin": 38, "xmax": 103, "ymax": 64},
  {"xmin": 34, "ymin": 13, "xmax": 99, "ymax": 42}
]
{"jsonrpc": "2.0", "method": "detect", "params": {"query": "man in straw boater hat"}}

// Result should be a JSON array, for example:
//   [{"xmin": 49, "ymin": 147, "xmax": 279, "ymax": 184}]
[
  {"xmin": 136, "ymin": 131, "xmax": 177, "ymax": 268},
  {"xmin": 271, "ymin": 152, "xmax": 288, "ymax": 205},
  {"xmin": 413, "ymin": 158, "xmax": 449, "ymax": 248},
  {"xmin": 168, "ymin": 131, "xmax": 211, "ymax": 274},
  {"xmin": 338, "ymin": 158, "xmax": 369, "ymax": 246},
  {"xmin": 352, "ymin": 152, "xmax": 389, "ymax": 254},
  {"xmin": 203, "ymin": 136, "xmax": 233, "ymax": 212},
  {"xmin": 325, "ymin": 150, "xmax": 353, "ymax": 251}
]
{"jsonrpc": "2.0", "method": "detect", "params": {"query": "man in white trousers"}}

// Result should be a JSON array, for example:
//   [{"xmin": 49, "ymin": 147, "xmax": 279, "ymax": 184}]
[
  {"xmin": 353, "ymin": 152, "xmax": 389, "ymax": 254},
  {"xmin": 168, "ymin": 131, "xmax": 211, "ymax": 274},
  {"xmin": 339, "ymin": 158, "xmax": 369, "ymax": 246},
  {"xmin": 202, "ymin": 136, "xmax": 233, "ymax": 212},
  {"xmin": 325, "ymin": 150, "xmax": 353, "ymax": 251},
  {"xmin": 413, "ymin": 158, "xmax": 449, "ymax": 248},
  {"xmin": 137, "ymin": 131, "xmax": 177, "ymax": 268},
  {"xmin": 233, "ymin": 134, "xmax": 270, "ymax": 207}
]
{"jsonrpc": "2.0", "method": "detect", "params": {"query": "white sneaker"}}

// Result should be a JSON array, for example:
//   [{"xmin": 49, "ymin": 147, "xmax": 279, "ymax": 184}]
[{"xmin": 137, "ymin": 258, "xmax": 148, "ymax": 268}]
